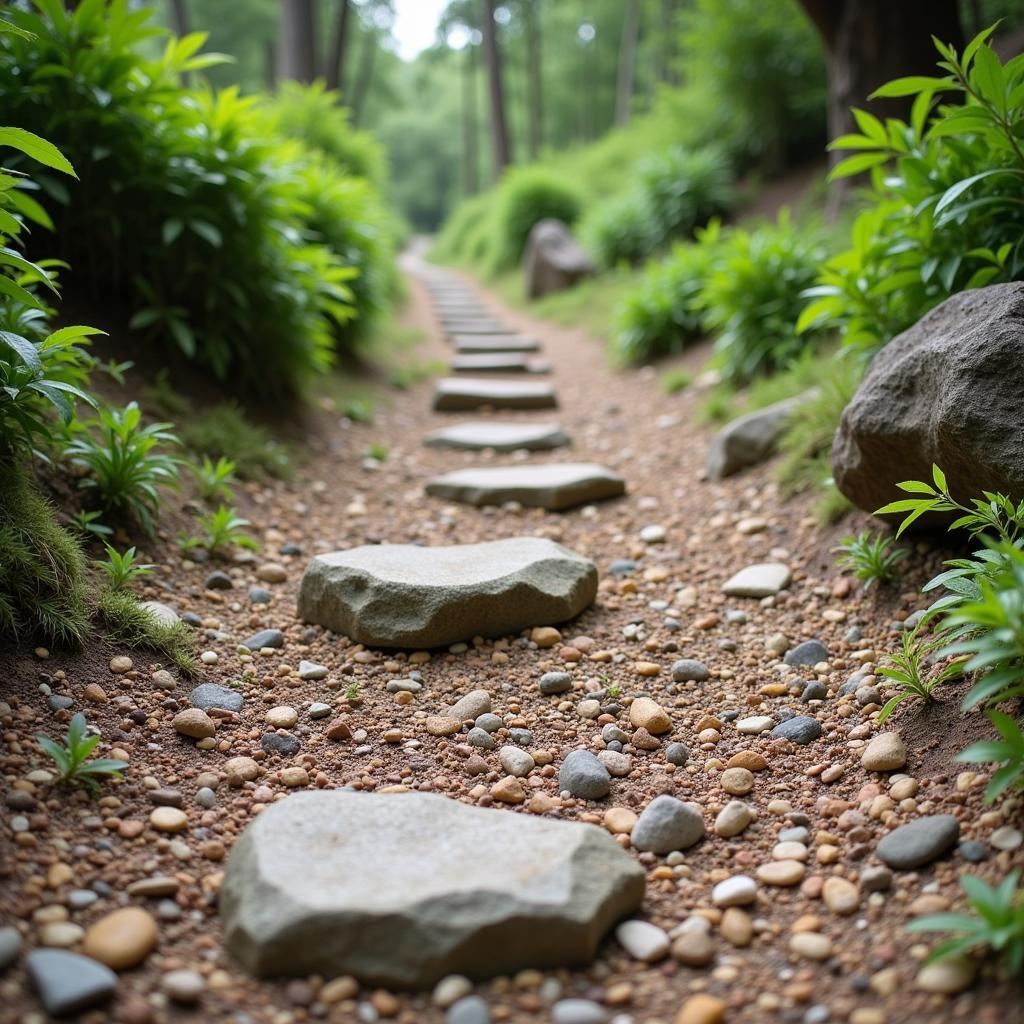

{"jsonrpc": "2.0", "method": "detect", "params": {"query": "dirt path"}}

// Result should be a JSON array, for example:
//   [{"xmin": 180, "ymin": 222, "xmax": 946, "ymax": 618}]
[{"xmin": 1, "ymin": 252, "xmax": 1020, "ymax": 1024}]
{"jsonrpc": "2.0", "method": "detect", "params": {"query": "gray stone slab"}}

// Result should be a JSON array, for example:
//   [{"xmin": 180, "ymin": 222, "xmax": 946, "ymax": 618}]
[
  {"xmin": 425, "ymin": 463, "xmax": 626, "ymax": 511},
  {"xmin": 297, "ymin": 536, "xmax": 597, "ymax": 648},
  {"xmin": 424, "ymin": 422, "xmax": 570, "ymax": 452},
  {"xmin": 433, "ymin": 378, "xmax": 557, "ymax": 412},
  {"xmin": 452, "ymin": 335, "xmax": 541, "ymax": 354},
  {"xmin": 220, "ymin": 790, "xmax": 645, "ymax": 986},
  {"xmin": 450, "ymin": 353, "xmax": 550, "ymax": 374},
  {"xmin": 442, "ymin": 321, "xmax": 512, "ymax": 335}
]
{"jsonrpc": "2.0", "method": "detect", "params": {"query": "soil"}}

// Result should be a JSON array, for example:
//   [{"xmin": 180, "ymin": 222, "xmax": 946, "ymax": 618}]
[{"xmin": 1, "ymin": 249, "xmax": 1022, "ymax": 1024}]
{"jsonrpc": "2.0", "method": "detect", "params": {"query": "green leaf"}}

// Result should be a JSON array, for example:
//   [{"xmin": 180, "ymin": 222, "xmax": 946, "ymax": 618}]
[
  {"xmin": 932, "ymin": 465, "xmax": 948, "ymax": 491},
  {"xmin": 870, "ymin": 76, "xmax": 951, "ymax": 99},
  {"xmin": 897, "ymin": 480, "xmax": 937, "ymax": 495},
  {"xmin": 0, "ymin": 128, "xmax": 76, "ymax": 177},
  {"xmin": 0, "ymin": 330, "xmax": 41, "ymax": 371},
  {"xmin": 44, "ymin": 325, "xmax": 105, "ymax": 348},
  {"xmin": 828, "ymin": 152, "xmax": 890, "ymax": 181},
  {"xmin": 936, "ymin": 170, "xmax": 1021, "ymax": 214}
]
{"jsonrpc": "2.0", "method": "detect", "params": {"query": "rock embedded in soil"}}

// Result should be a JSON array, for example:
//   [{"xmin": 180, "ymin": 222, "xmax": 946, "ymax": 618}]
[
  {"xmin": 220, "ymin": 790, "xmax": 644, "ymax": 985},
  {"xmin": 615, "ymin": 920, "xmax": 669, "ymax": 962},
  {"xmin": 771, "ymin": 717, "xmax": 822, "ymax": 745},
  {"xmin": 424, "ymin": 421, "xmax": 570, "ymax": 452},
  {"xmin": 432, "ymin": 377, "xmax": 558, "ymax": 412},
  {"xmin": 628, "ymin": 697, "xmax": 671, "ymax": 734},
  {"xmin": 671, "ymin": 659, "xmax": 709, "ymax": 682},
  {"xmin": 242, "ymin": 628, "xmax": 284, "ymax": 651},
  {"xmin": 559, "ymin": 750, "xmax": 611, "ymax": 799},
  {"xmin": 783, "ymin": 640, "xmax": 829, "ymax": 667},
  {"xmin": 721, "ymin": 563, "xmax": 792, "ymax": 598},
  {"xmin": 861, "ymin": 732, "xmax": 907, "ymax": 771},
  {"xmin": 81, "ymin": 908, "xmax": 158, "ymax": 970},
  {"xmin": 425, "ymin": 463, "xmax": 625, "ymax": 511},
  {"xmin": 876, "ymin": 814, "xmax": 960, "ymax": 870},
  {"xmin": 706, "ymin": 393, "xmax": 810, "ymax": 479},
  {"xmin": 631, "ymin": 796, "xmax": 705, "ymax": 854},
  {"xmin": 297, "ymin": 537, "xmax": 598, "ymax": 649},
  {"xmin": 25, "ymin": 949, "xmax": 117, "ymax": 1016},
  {"xmin": 187, "ymin": 683, "xmax": 243, "ymax": 714}
]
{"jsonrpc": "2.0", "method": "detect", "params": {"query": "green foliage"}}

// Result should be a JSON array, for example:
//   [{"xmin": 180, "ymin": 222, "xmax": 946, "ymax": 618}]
[
  {"xmin": 96, "ymin": 587, "xmax": 196, "ymax": 674},
  {"xmin": 35, "ymin": 713, "xmax": 127, "ymax": 793},
  {"xmin": 181, "ymin": 505, "xmax": 258, "ymax": 557},
  {"xmin": 495, "ymin": 167, "xmax": 583, "ymax": 271},
  {"xmin": 799, "ymin": 26, "xmax": 1024, "ymax": 355},
  {"xmin": 660, "ymin": 369, "xmax": 693, "ymax": 395},
  {"xmin": 958, "ymin": 711, "xmax": 1024, "ymax": 803},
  {"xmin": 65, "ymin": 402, "xmax": 181, "ymax": 537},
  {"xmin": 703, "ymin": 211, "xmax": 825, "ymax": 384},
  {"xmin": 875, "ymin": 627, "xmax": 963, "ymax": 725},
  {"xmin": 835, "ymin": 531, "xmax": 908, "ymax": 590},
  {"xmin": 366, "ymin": 441, "xmax": 389, "ymax": 462},
  {"xmin": 191, "ymin": 456, "xmax": 236, "ymax": 504},
  {"xmin": 908, "ymin": 870, "xmax": 1024, "ymax": 973},
  {"xmin": 0, "ymin": 462, "xmax": 89, "ymax": 646},
  {"xmin": 180, "ymin": 403, "xmax": 291, "ymax": 480},
  {"xmin": 94, "ymin": 545, "xmax": 154, "ymax": 592},
  {"xmin": 345, "ymin": 680, "xmax": 362, "ymax": 703},
  {"xmin": 583, "ymin": 192, "xmax": 657, "ymax": 269},
  {"xmin": 340, "ymin": 396, "xmax": 375, "ymax": 424},
  {"xmin": 71, "ymin": 509, "xmax": 112, "ymax": 541}
]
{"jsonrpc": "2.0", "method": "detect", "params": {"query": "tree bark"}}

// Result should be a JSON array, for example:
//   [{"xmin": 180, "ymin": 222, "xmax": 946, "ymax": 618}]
[
  {"xmin": 615, "ymin": 0, "xmax": 640, "ymax": 125},
  {"xmin": 524, "ymin": 0, "xmax": 542, "ymax": 159},
  {"xmin": 482, "ymin": 0, "xmax": 511, "ymax": 179},
  {"xmin": 167, "ymin": 0, "xmax": 190, "ymax": 35},
  {"xmin": 277, "ymin": 0, "xmax": 318, "ymax": 84},
  {"xmin": 325, "ymin": 0, "xmax": 351, "ymax": 92},
  {"xmin": 462, "ymin": 42, "xmax": 480, "ymax": 194}
]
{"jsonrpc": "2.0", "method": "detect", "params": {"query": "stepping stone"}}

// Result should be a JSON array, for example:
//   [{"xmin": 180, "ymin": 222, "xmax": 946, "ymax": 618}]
[
  {"xmin": 424, "ymin": 422, "xmax": 570, "ymax": 452},
  {"xmin": 425, "ymin": 463, "xmax": 626, "ymax": 511},
  {"xmin": 297, "ymin": 537, "xmax": 597, "ymax": 648},
  {"xmin": 722, "ymin": 562, "xmax": 792, "ymax": 597},
  {"xmin": 442, "ymin": 321, "xmax": 512, "ymax": 335},
  {"xmin": 450, "ymin": 353, "xmax": 550, "ymax": 374},
  {"xmin": 220, "ymin": 790, "xmax": 645, "ymax": 986},
  {"xmin": 452, "ymin": 335, "xmax": 541, "ymax": 354},
  {"xmin": 433, "ymin": 378, "xmax": 557, "ymax": 412}
]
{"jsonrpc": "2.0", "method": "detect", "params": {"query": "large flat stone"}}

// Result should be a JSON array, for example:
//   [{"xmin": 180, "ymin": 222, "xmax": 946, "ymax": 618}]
[
  {"xmin": 424, "ymin": 422, "xmax": 570, "ymax": 452},
  {"xmin": 442, "ymin": 321, "xmax": 512, "ymax": 335},
  {"xmin": 297, "ymin": 537, "xmax": 597, "ymax": 648},
  {"xmin": 451, "ymin": 353, "xmax": 550, "ymax": 374},
  {"xmin": 426, "ymin": 463, "xmax": 626, "ymax": 510},
  {"xmin": 452, "ymin": 335, "xmax": 541, "ymax": 353},
  {"xmin": 220, "ymin": 790, "xmax": 645, "ymax": 986},
  {"xmin": 433, "ymin": 378, "xmax": 558, "ymax": 412}
]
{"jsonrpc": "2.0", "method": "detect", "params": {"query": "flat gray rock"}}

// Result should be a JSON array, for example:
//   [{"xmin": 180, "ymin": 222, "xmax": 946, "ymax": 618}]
[
  {"xmin": 433, "ymin": 378, "xmax": 557, "ymax": 412},
  {"xmin": 876, "ymin": 814, "xmax": 960, "ymax": 870},
  {"xmin": 450, "ymin": 353, "xmax": 550, "ymax": 374},
  {"xmin": 452, "ymin": 335, "xmax": 541, "ymax": 354},
  {"xmin": 188, "ymin": 683, "xmax": 244, "ymax": 713},
  {"xmin": 425, "ymin": 463, "xmax": 625, "ymax": 511},
  {"xmin": 442, "ymin": 321, "xmax": 511, "ymax": 335},
  {"xmin": 220, "ymin": 790, "xmax": 645, "ymax": 986},
  {"xmin": 722, "ymin": 563, "xmax": 792, "ymax": 597},
  {"xmin": 424, "ymin": 422, "xmax": 570, "ymax": 453},
  {"xmin": 25, "ymin": 949, "xmax": 117, "ymax": 1015},
  {"xmin": 297, "ymin": 537, "xmax": 597, "ymax": 648},
  {"xmin": 706, "ymin": 392, "xmax": 814, "ymax": 479}
]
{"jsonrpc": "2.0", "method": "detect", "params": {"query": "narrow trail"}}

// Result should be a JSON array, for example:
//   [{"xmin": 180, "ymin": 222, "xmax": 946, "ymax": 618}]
[{"xmin": 3, "ymin": 251, "xmax": 1019, "ymax": 1024}]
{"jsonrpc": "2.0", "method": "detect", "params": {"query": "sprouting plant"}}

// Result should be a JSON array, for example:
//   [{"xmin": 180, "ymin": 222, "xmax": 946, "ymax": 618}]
[
  {"xmin": 956, "ymin": 710, "xmax": 1024, "ymax": 803},
  {"xmin": 660, "ymin": 369, "xmax": 693, "ymax": 395},
  {"xmin": 345, "ymin": 680, "xmax": 361, "ymax": 702},
  {"xmin": 366, "ymin": 442, "xmax": 389, "ymax": 462},
  {"xmin": 907, "ymin": 870, "xmax": 1024, "ymax": 975},
  {"xmin": 94, "ymin": 544, "xmax": 154, "ymax": 591},
  {"xmin": 191, "ymin": 455, "xmax": 236, "ymax": 503},
  {"xmin": 606, "ymin": 683, "xmax": 622, "ymax": 698},
  {"xmin": 95, "ymin": 357, "xmax": 133, "ymax": 385},
  {"xmin": 65, "ymin": 401, "xmax": 181, "ymax": 536},
  {"xmin": 876, "ymin": 627, "xmax": 963, "ymax": 724},
  {"xmin": 835, "ymin": 530, "xmax": 908, "ymax": 590},
  {"xmin": 341, "ymin": 397, "xmax": 374, "ymax": 424},
  {"xmin": 71, "ymin": 509, "xmax": 112, "ymax": 540},
  {"xmin": 35, "ymin": 713, "xmax": 127, "ymax": 793},
  {"xmin": 180, "ymin": 505, "xmax": 258, "ymax": 557}
]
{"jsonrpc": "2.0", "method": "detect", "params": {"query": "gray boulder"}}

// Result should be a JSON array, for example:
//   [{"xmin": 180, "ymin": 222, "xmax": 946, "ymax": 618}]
[
  {"xmin": 524, "ymin": 219, "xmax": 594, "ymax": 299},
  {"xmin": 834, "ymin": 283, "xmax": 1024, "ymax": 518},
  {"xmin": 706, "ymin": 393, "xmax": 814, "ymax": 479},
  {"xmin": 220, "ymin": 790, "xmax": 644, "ymax": 986},
  {"xmin": 297, "ymin": 537, "xmax": 597, "ymax": 648}
]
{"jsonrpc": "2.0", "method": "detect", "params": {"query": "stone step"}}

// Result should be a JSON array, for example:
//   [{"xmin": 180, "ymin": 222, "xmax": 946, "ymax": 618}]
[
  {"xmin": 450, "ymin": 353, "xmax": 550, "ymax": 374},
  {"xmin": 452, "ymin": 335, "xmax": 541, "ymax": 354},
  {"xmin": 424, "ymin": 422, "xmax": 570, "ymax": 452},
  {"xmin": 425, "ymin": 463, "xmax": 626, "ymax": 510},
  {"xmin": 441, "ymin": 321, "xmax": 512, "ymax": 335},
  {"xmin": 433, "ymin": 378, "xmax": 557, "ymax": 412},
  {"xmin": 297, "ymin": 536, "xmax": 597, "ymax": 648}
]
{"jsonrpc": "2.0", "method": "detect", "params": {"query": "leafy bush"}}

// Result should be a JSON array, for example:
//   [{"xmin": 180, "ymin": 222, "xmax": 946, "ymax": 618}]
[
  {"xmin": 583, "ymin": 192, "xmax": 656, "ymax": 269},
  {"xmin": 36, "ymin": 713, "xmax": 127, "ymax": 793},
  {"xmin": 703, "ymin": 211, "xmax": 825, "ymax": 383},
  {"xmin": 180, "ymin": 403, "xmax": 292, "ymax": 480},
  {"xmin": 835, "ymin": 531, "xmax": 907, "ymax": 590},
  {"xmin": 494, "ymin": 167, "xmax": 583, "ymax": 270},
  {"xmin": 799, "ymin": 26, "xmax": 1024, "ymax": 355}
]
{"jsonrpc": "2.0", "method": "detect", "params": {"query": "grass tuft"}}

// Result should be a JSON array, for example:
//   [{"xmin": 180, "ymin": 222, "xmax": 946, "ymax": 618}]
[{"xmin": 96, "ymin": 587, "xmax": 197, "ymax": 675}]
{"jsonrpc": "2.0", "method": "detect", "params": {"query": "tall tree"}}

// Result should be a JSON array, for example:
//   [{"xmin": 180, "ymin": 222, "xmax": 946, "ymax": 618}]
[
  {"xmin": 615, "ymin": 0, "xmax": 640, "ymax": 125},
  {"xmin": 482, "ymin": 0, "xmax": 511, "ymax": 178},
  {"xmin": 277, "ymin": 0, "xmax": 318, "ymax": 84},
  {"xmin": 325, "ymin": 0, "xmax": 352, "ymax": 92},
  {"xmin": 797, "ymin": 0, "xmax": 963, "ymax": 151},
  {"xmin": 167, "ymin": 0, "xmax": 190, "ymax": 36},
  {"xmin": 462, "ymin": 39, "xmax": 480, "ymax": 193},
  {"xmin": 523, "ymin": 0, "xmax": 543, "ymax": 159}
]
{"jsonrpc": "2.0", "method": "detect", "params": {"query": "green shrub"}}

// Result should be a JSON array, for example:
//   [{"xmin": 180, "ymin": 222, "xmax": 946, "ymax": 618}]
[
  {"xmin": 495, "ymin": 167, "xmax": 583, "ymax": 270},
  {"xmin": 180, "ymin": 403, "xmax": 292, "ymax": 480},
  {"xmin": 799, "ymin": 25, "xmax": 1024, "ymax": 355},
  {"xmin": 704, "ymin": 211, "xmax": 825, "ymax": 383},
  {"xmin": 582, "ymin": 192, "xmax": 656, "ymax": 269}
]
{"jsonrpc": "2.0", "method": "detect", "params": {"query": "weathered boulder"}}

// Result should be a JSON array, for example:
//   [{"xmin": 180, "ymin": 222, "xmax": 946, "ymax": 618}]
[
  {"xmin": 524, "ymin": 219, "xmax": 594, "ymax": 299},
  {"xmin": 220, "ymin": 790, "xmax": 645, "ymax": 986},
  {"xmin": 706, "ymin": 392, "xmax": 814, "ymax": 479},
  {"xmin": 834, "ymin": 283, "xmax": 1024, "ymax": 517},
  {"xmin": 297, "ymin": 537, "xmax": 597, "ymax": 648},
  {"xmin": 425, "ymin": 463, "xmax": 625, "ymax": 511}
]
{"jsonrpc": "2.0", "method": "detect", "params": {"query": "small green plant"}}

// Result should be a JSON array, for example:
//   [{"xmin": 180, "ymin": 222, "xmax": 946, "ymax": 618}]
[
  {"xmin": 835, "ymin": 531, "xmax": 908, "ymax": 590},
  {"xmin": 36, "ymin": 713, "xmax": 127, "ymax": 793},
  {"xmin": 345, "ymin": 680, "xmax": 362, "ymax": 702},
  {"xmin": 606, "ymin": 683, "xmax": 622, "ymax": 698},
  {"xmin": 191, "ymin": 456, "xmax": 236, "ymax": 503},
  {"xmin": 181, "ymin": 505, "xmax": 258, "ymax": 557},
  {"xmin": 96, "ymin": 588, "xmax": 196, "ymax": 674},
  {"xmin": 957, "ymin": 710, "xmax": 1024, "ymax": 803},
  {"xmin": 94, "ymin": 545, "xmax": 154, "ymax": 591},
  {"xmin": 65, "ymin": 402, "xmax": 181, "ymax": 536},
  {"xmin": 660, "ymin": 369, "xmax": 693, "ymax": 395},
  {"xmin": 181, "ymin": 403, "xmax": 292, "ymax": 480},
  {"xmin": 366, "ymin": 442, "xmax": 389, "ymax": 462},
  {"xmin": 340, "ymin": 396, "xmax": 375, "ymax": 424},
  {"xmin": 71, "ymin": 509, "xmax": 112, "ymax": 540},
  {"xmin": 907, "ymin": 869, "xmax": 1024, "ymax": 974},
  {"xmin": 875, "ymin": 627, "xmax": 963, "ymax": 724}
]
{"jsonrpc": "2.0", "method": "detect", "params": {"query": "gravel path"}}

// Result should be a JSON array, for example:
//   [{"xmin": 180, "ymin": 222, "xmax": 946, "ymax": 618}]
[{"xmin": 1, "ymin": 248, "xmax": 1021, "ymax": 1023}]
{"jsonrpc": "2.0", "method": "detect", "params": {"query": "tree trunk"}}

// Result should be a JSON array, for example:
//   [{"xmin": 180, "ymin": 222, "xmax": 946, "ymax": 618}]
[
  {"xmin": 167, "ymin": 0, "xmax": 189, "ymax": 35},
  {"xmin": 462, "ymin": 42, "xmax": 480, "ymax": 195},
  {"xmin": 798, "ymin": 0, "xmax": 963, "ymax": 150},
  {"xmin": 482, "ymin": 0, "xmax": 511, "ymax": 179},
  {"xmin": 615, "ymin": 0, "xmax": 640, "ymax": 125},
  {"xmin": 350, "ymin": 25, "xmax": 378, "ymax": 125},
  {"xmin": 325, "ymin": 0, "xmax": 351, "ymax": 92},
  {"xmin": 277, "ymin": 0, "xmax": 318, "ymax": 84},
  {"xmin": 524, "ymin": 0, "xmax": 542, "ymax": 159}
]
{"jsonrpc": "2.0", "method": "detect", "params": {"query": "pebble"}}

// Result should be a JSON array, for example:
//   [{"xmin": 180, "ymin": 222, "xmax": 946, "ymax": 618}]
[
  {"xmin": 255, "ymin": 563, "xmax": 288, "ymax": 583},
  {"xmin": 447, "ymin": 994, "xmax": 492, "ymax": 1024},
  {"xmin": 990, "ymin": 825, "xmax": 1022, "ymax": 851},
  {"xmin": 187, "ymin": 683, "xmax": 243, "ymax": 713},
  {"xmin": 756, "ymin": 860, "xmax": 806, "ymax": 886},
  {"xmin": 539, "ymin": 672, "xmax": 572, "ymax": 695},
  {"xmin": 712, "ymin": 874, "xmax": 757, "ymax": 907},
  {"xmin": 82, "ymin": 907, "xmax": 158, "ymax": 969},
  {"xmin": 631, "ymin": 795, "xmax": 705, "ymax": 853},
  {"xmin": 298, "ymin": 660, "xmax": 328, "ymax": 680},
  {"xmin": 789, "ymin": 932, "xmax": 833, "ymax": 960},
  {"xmin": 721, "ymin": 563, "xmax": 791, "ymax": 598},
  {"xmin": 490, "ymin": 776, "xmax": 525, "ymax": 804},
  {"xmin": 598, "ymin": 750, "xmax": 633, "ymax": 777},
  {"xmin": 784, "ymin": 640, "xmax": 829, "ymax": 667},
  {"xmin": 559, "ymin": 750, "xmax": 611, "ymax": 799},
  {"xmin": 671, "ymin": 928, "xmax": 715, "ymax": 967},
  {"xmin": 25, "ymin": 949, "xmax": 118, "ymax": 1015},
  {"xmin": 876, "ymin": 814, "xmax": 960, "ymax": 869},
  {"xmin": 109, "ymin": 655, "xmax": 133, "ymax": 673},
  {"xmin": 604, "ymin": 807, "xmax": 638, "ymax": 834},
  {"xmin": 671, "ymin": 659, "xmax": 709, "ymax": 682},
  {"xmin": 224, "ymin": 756, "xmax": 260, "ymax": 784},
  {"xmin": 916, "ymin": 957, "xmax": 976, "ymax": 993},
  {"xmin": 720, "ymin": 906, "xmax": 752, "ymax": 946},
  {"xmin": 205, "ymin": 570, "xmax": 233, "ymax": 590},
  {"xmin": 822, "ymin": 877, "xmax": 859, "ymax": 915},
  {"xmin": 720, "ymin": 767, "xmax": 754, "ymax": 795},
  {"xmin": 0, "ymin": 925, "xmax": 22, "ymax": 969},
  {"xmin": 433, "ymin": 974, "xmax": 473, "ymax": 1008},
  {"xmin": 862, "ymin": 732, "xmax": 907, "ymax": 771},
  {"xmin": 737, "ymin": 715, "xmax": 773, "ymax": 734},
  {"xmin": 616, "ymin": 919, "xmax": 670, "ymax": 962},
  {"xmin": 715, "ymin": 801, "xmax": 753, "ymax": 838},
  {"xmin": 628, "ymin": 696, "xmax": 671, "ymax": 734},
  {"xmin": 771, "ymin": 717, "xmax": 822, "ymax": 745},
  {"xmin": 475, "ymin": 713, "xmax": 503, "ymax": 733},
  {"xmin": 466, "ymin": 727, "xmax": 496, "ymax": 749},
  {"xmin": 447, "ymin": 690, "xmax": 492, "ymax": 720},
  {"xmin": 801, "ymin": 681, "xmax": 828, "ymax": 702},
  {"xmin": 552, "ymin": 998, "xmax": 607, "ymax": 1023},
  {"xmin": 675, "ymin": 993, "xmax": 727, "ymax": 1024},
  {"xmin": 149, "ymin": 807, "xmax": 188, "ymax": 833},
  {"xmin": 266, "ymin": 705, "xmax": 298, "ymax": 729},
  {"xmin": 162, "ymin": 968, "xmax": 205, "ymax": 1003},
  {"xmin": 172, "ymin": 707, "xmax": 216, "ymax": 739},
  {"xmin": 665, "ymin": 742, "xmax": 690, "ymax": 766},
  {"xmin": 499, "ymin": 746, "xmax": 535, "ymax": 777},
  {"xmin": 242, "ymin": 628, "xmax": 284, "ymax": 650}
]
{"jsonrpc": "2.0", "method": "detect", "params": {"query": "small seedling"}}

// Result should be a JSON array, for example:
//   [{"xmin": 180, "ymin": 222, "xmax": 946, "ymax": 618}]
[
  {"xmin": 72, "ymin": 509, "xmax": 113, "ymax": 540},
  {"xmin": 345, "ymin": 680, "xmax": 362, "ymax": 703},
  {"xmin": 956, "ymin": 710, "xmax": 1024, "ymax": 803},
  {"xmin": 94, "ymin": 544, "xmax": 155, "ymax": 591},
  {"xmin": 191, "ymin": 455, "xmax": 236, "ymax": 503},
  {"xmin": 876, "ymin": 626, "xmax": 962, "ymax": 724},
  {"xmin": 834, "ymin": 530, "xmax": 907, "ymax": 590},
  {"xmin": 341, "ymin": 397, "xmax": 374, "ymax": 424},
  {"xmin": 36, "ymin": 713, "xmax": 127, "ymax": 793},
  {"xmin": 660, "ymin": 368, "xmax": 692, "ymax": 395},
  {"xmin": 606, "ymin": 683, "xmax": 622, "ymax": 698},
  {"xmin": 366, "ymin": 442, "xmax": 389, "ymax": 462},
  {"xmin": 180, "ymin": 505, "xmax": 258, "ymax": 557}
]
